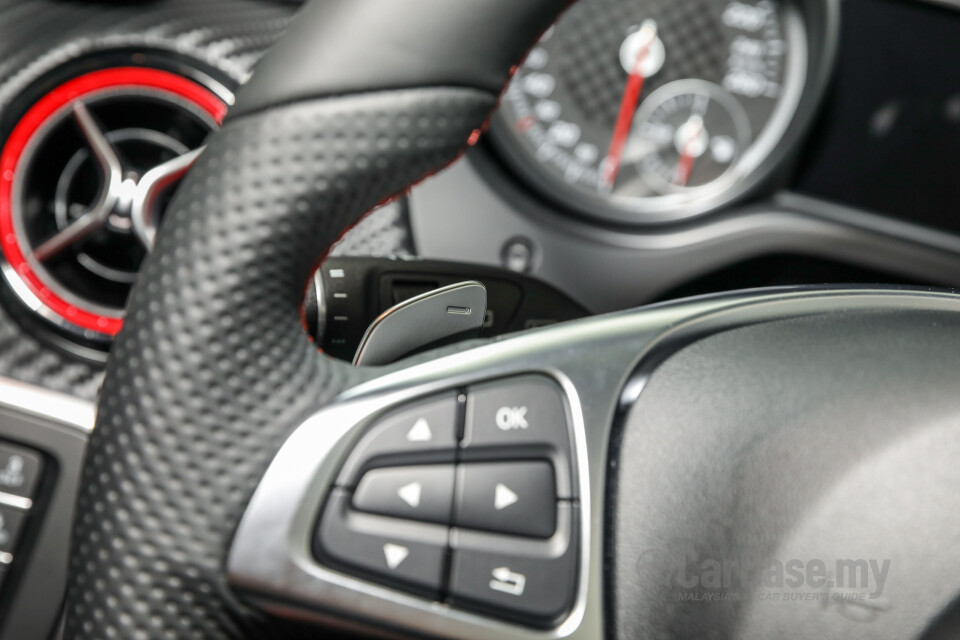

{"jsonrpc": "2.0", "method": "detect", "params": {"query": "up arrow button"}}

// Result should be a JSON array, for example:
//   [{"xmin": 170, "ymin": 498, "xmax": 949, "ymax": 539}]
[
  {"xmin": 406, "ymin": 418, "xmax": 432, "ymax": 442},
  {"xmin": 335, "ymin": 392, "xmax": 458, "ymax": 486}
]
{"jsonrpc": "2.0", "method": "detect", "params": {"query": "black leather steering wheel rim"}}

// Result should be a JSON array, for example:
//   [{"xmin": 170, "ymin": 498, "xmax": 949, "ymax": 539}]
[{"xmin": 63, "ymin": 1, "xmax": 570, "ymax": 637}]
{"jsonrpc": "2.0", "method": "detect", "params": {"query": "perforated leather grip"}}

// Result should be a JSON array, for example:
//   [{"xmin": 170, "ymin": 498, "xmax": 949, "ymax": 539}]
[{"xmin": 62, "ymin": 0, "xmax": 570, "ymax": 638}]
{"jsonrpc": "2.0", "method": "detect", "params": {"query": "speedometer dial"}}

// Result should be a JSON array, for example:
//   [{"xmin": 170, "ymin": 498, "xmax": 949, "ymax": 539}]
[{"xmin": 491, "ymin": 0, "xmax": 808, "ymax": 224}]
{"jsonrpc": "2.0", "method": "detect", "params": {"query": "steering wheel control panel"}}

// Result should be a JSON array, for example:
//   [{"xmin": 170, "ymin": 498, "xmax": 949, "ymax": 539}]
[{"xmin": 313, "ymin": 375, "xmax": 580, "ymax": 626}]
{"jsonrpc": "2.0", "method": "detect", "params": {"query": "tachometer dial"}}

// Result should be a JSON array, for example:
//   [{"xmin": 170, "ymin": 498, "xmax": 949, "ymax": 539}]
[{"xmin": 491, "ymin": 0, "xmax": 808, "ymax": 224}]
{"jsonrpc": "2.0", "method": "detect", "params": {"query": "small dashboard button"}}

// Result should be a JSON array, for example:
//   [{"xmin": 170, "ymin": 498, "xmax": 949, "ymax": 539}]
[
  {"xmin": 0, "ymin": 505, "xmax": 26, "ymax": 554},
  {"xmin": 0, "ymin": 444, "xmax": 42, "ymax": 500}
]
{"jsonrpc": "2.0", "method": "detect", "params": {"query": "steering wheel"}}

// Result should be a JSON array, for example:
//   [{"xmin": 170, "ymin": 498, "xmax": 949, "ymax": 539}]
[{"xmin": 61, "ymin": 1, "xmax": 960, "ymax": 639}]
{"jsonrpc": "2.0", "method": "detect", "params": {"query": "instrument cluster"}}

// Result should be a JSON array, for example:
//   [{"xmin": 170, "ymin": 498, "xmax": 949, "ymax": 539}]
[{"xmin": 491, "ymin": 0, "xmax": 826, "ymax": 224}]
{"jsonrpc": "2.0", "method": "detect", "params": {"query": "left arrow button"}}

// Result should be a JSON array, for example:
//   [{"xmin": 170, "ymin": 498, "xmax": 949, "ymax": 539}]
[
  {"xmin": 353, "ymin": 465, "xmax": 455, "ymax": 525},
  {"xmin": 397, "ymin": 482, "xmax": 422, "ymax": 508}
]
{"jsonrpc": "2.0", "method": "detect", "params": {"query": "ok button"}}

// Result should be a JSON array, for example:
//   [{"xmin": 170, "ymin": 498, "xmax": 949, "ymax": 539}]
[{"xmin": 495, "ymin": 406, "xmax": 529, "ymax": 431}]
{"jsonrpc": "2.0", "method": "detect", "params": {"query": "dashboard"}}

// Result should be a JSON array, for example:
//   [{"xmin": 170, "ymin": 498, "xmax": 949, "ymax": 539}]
[
  {"xmin": 795, "ymin": 0, "xmax": 960, "ymax": 231},
  {"xmin": 0, "ymin": 0, "xmax": 957, "ymax": 638},
  {"xmin": 0, "ymin": 0, "xmax": 958, "ymax": 388}
]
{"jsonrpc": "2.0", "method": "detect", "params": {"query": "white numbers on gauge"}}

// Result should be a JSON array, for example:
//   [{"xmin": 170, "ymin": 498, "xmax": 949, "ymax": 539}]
[
  {"xmin": 525, "ymin": 47, "xmax": 550, "ymax": 70},
  {"xmin": 522, "ymin": 73, "xmax": 556, "ymax": 99},
  {"xmin": 535, "ymin": 100, "xmax": 561, "ymax": 122},
  {"xmin": 548, "ymin": 121, "xmax": 582, "ymax": 148},
  {"xmin": 722, "ymin": 1, "xmax": 769, "ymax": 31},
  {"xmin": 710, "ymin": 135, "xmax": 737, "ymax": 164}
]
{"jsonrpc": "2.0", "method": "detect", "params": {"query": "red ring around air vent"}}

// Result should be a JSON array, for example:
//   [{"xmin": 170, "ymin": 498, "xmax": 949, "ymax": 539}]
[{"xmin": 0, "ymin": 67, "xmax": 227, "ymax": 336}]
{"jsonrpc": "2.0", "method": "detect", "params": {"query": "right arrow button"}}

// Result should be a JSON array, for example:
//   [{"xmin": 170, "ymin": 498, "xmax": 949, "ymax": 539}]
[
  {"xmin": 454, "ymin": 461, "xmax": 557, "ymax": 538},
  {"xmin": 494, "ymin": 483, "xmax": 518, "ymax": 511}
]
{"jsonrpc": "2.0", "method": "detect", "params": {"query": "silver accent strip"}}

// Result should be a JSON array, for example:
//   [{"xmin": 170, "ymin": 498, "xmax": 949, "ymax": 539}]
[
  {"xmin": 131, "ymin": 147, "xmax": 205, "ymax": 249},
  {"xmin": 0, "ymin": 492, "xmax": 33, "ymax": 511},
  {"xmin": 230, "ymin": 287, "xmax": 960, "ymax": 640},
  {"xmin": 312, "ymin": 270, "xmax": 326, "ymax": 346},
  {"xmin": 0, "ymin": 376, "xmax": 95, "ymax": 434}
]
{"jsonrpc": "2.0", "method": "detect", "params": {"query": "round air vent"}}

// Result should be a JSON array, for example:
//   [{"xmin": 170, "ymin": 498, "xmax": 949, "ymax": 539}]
[{"xmin": 0, "ymin": 67, "xmax": 228, "ymax": 343}]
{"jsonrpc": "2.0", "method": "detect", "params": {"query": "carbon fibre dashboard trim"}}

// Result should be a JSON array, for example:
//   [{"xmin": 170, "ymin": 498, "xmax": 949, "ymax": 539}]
[
  {"xmin": 0, "ymin": 302, "xmax": 102, "ymax": 400},
  {"xmin": 0, "ymin": 0, "xmax": 295, "ymax": 100}
]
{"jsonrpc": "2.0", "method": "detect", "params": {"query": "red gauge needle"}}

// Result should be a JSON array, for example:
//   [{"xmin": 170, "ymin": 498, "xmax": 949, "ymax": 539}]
[
  {"xmin": 600, "ymin": 20, "xmax": 658, "ymax": 190},
  {"xmin": 674, "ymin": 115, "xmax": 704, "ymax": 187}
]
